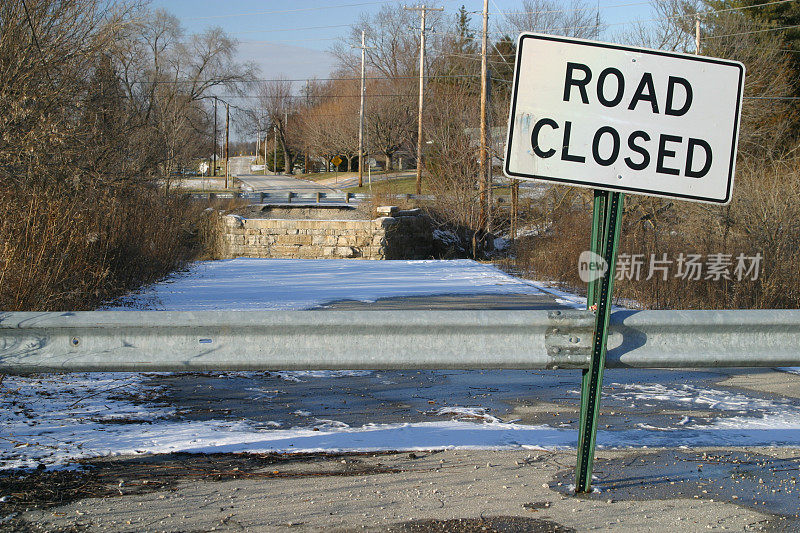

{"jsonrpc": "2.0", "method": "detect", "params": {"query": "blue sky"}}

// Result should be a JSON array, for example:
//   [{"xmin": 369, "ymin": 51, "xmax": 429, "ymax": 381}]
[{"xmin": 149, "ymin": 0, "xmax": 655, "ymax": 80}]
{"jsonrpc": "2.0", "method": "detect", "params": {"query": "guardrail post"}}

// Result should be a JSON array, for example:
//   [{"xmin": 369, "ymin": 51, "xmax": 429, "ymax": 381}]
[
  {"xmin": 345, "ymin": 192, "xmax": 351, "ymax": 204},
  {"xmin": 575, "ymin": 190, "xmax": 624, "ymax": 493}
]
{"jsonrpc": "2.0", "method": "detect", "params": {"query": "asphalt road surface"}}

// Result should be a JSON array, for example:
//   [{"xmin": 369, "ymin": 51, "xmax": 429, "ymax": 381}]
[
  {"xmin": 238, "ymin": 173, "xmax": 340, "ymax": 194},
  {"xmin": 226, "ymin": 156, "xmax": 255, "ymax": 177}
]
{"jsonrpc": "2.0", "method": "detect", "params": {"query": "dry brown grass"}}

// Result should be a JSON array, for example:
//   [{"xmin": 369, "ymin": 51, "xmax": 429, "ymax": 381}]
[
  {"xmin": 0, "ymin": 186, "xmax": 217, "ymax": 311},
  {"xmin": 507, "ymin": 159, "xmax": 800, "ymax": 310}
]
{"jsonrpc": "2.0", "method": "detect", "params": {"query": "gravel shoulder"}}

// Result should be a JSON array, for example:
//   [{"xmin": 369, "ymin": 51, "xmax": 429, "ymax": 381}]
[
  {"xmin": 715, "ymin": 369, "xmax": 800, "ymax": 400},
  {"xmin": 5, "ymin": 447, "xmax": 797, "ymax": 532}
]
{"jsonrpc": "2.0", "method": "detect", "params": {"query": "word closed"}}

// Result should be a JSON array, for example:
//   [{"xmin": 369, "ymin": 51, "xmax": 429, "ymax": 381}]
[{"xmin": 504, "ymin": 34, "xmax": 744, "ymax": 204}]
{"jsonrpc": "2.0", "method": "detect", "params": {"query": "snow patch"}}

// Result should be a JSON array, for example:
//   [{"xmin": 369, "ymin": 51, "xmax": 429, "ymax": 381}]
[
  {"xmin": 432, "ymin": 228, "xmax": 460, "ymax": 247},
  {"xmin": 434, "ymin": 407, "xmax": 501, "ymax": 424},
  {"xmin": 493, "ymin": 237, "xmax": 509, "ymax": 251},
  {"xmin": 107, "ymin": 259, "xmax": 549, "ymax": 311},
  {"xmin": 273, "ymin": 371, "xmax": 372, "ymax": 382},
  {"xmin": 606, "ymin": 382, "xmax": 791, "ymax": 412}
]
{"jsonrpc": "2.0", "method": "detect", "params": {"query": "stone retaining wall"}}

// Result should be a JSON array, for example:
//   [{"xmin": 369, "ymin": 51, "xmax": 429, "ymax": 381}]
[{"xmin": 220, "ymin": 207, "xmax": 433, "ymax": 260}]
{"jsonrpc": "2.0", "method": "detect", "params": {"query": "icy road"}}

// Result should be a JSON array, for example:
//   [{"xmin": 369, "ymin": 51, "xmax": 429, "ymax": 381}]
[{"xmin": 2, "ymin": 259, "xmax": 799, "ymax": 470}]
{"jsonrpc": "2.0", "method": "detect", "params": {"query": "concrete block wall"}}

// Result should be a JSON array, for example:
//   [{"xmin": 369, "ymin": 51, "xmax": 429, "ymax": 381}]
[{"xmin": 220, "ymin": 209, "xmax": 434, "ymax": 260}]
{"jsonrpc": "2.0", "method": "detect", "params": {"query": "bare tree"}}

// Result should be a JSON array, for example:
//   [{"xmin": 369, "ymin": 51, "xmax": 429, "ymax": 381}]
[
  {"xmin": 424, "ymin": 85, "xmax": 482, "ymax": 230},
  {"xmin": 298, "ymin": 79, "xmax": 361, "ymax": 171},
  {"xmin": 332, "ymin": 4, "xmax": 445, "ymax": 80},
  {"xmin": 0, "ymin": 0, "xmax": 129, "ymax": 188},
  {"xmin": 499, "ymin": 0, "xmax": 602, "ymax": 39},
  {"xmin": 253, "ymin": 79, "xmax": 303, "ymax": 174},
  {"xmin": 111, "ymin": 8, "xmax": 256, "ymax": 184},
  {"xmin": 365, "ymin": 80, "xmax": 417, "ymax": 170}
]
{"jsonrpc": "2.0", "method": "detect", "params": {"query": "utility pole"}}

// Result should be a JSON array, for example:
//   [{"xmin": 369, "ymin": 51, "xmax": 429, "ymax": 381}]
[
  {"xmin": 224, "ymin": 102, "xmax": 230, "ymax": 188},
  {"xmin": 213, "ymin": 97, "xmax": 217, "ymax": 177},
  {"xmin": 264, "ymin": 116, "xmax": 269, "ymax": 176},
  {"xmin": 405, "ymin": 4, "xmax": 443, "ymax": 195},
  {"xmin": 353, "ymin": 30, "xmax": 374, "ymax": 188},
  {"xmin": 479, "ymin": 0, "xmax": 489, "ymax": 230},
  {"xmin": 305, "ymin": 82, "xmax": 311, "ymax": 174},
  {"xmin": 284, "ymin": 110, "xmax": 289, "ymax": 174},
  {"xmin": 485, "ymin": 68, "xmax": 493, "ymax": 233},
  {"xmin": 695, "ymin": 14, "xmax": 700, "ymax": 55}
]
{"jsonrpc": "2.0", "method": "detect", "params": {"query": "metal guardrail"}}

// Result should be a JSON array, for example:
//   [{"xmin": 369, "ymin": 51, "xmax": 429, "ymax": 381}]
[
  {"xmin": 186, "ymin": 191, "xmax": 445, "ymax": 204},
  {"xmin": 1, "ymin": 309, "xmax": 798, "ymax": 373},
  {"xmin": 187, "ymin": 191, "xmax": 367, "ymax": 203}
]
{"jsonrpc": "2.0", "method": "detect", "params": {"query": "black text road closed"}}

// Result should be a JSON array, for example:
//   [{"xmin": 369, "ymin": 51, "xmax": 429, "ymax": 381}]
[{"xmin": 503, "ymin": 33, "xmax": 745, "ymax": 204}]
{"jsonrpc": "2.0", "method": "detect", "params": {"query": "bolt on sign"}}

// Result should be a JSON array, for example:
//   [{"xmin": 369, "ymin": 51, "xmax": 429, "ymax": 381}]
[{"xmin": 504, "ymin": 33, "xmax": 745, "ymax": 204}]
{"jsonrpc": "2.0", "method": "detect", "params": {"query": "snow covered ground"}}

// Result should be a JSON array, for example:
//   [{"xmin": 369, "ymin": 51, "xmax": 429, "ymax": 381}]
[
  {"xmin": 107, "ymin": 258, "xmax": 583, "ymax": 310},
  {"xmin": 2, "ymin": 259, "xmax": 799, "ymax": 470},
  {"xmin": 4, "ymin": 369, "xmax": 800, "ymax": 471}
]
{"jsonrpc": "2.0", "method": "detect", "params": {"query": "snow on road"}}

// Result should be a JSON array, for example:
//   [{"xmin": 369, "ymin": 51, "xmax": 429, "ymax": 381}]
[
  {"xmin": 2, "ymin": 259, "xmax": 798, "ymax": 470},
  {"xmin": 5, "ymin": 370, "xmax": 800, "ymax": 470},
  {"xmin": 108, "ymin": 258, "xmax": 574, "ymax": 310}
]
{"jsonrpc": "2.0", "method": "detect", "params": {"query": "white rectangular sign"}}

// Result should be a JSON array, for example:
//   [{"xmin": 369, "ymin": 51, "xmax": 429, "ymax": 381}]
[{"xmin": 504, "ymin": 33, "xmax": 745, "ymax": 204}]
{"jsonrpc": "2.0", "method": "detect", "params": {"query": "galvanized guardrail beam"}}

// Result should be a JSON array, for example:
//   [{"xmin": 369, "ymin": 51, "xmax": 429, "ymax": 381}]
[
  {"xmin": 185, "ymin": 191, "xmax": 443, "ymax": 204},
  {"xmin": 1, "ymin": 310, "xmax": 798, "ymax": 373}
]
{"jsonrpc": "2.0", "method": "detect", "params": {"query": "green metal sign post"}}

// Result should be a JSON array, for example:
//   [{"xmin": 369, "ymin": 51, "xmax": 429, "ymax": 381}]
[{"xmin": 575, "ymin": 189, "xmax": 625, "ymax": 493}]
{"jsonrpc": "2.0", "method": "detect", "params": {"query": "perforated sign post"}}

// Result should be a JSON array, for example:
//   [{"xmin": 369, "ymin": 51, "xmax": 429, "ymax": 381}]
[{"xmin": 503, "ymin": 33, "xmax": 745, "ymax": 493}]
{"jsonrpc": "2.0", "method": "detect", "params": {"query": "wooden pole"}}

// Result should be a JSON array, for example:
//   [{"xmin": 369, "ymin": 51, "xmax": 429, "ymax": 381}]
[
  {"xmin": 212, "ymin": 97, "xmax": 217, "ymax": 177},
  {"xmin": 305, "ymin": 82, "xmax": 310, "ymax": 174},
  {"xmin": 479, "ymin": 0, "xmax": 489, "ymax": 230},
  {"xmin": 405, "ymin": 5, "xmax": 443, "ymax": 195},
  {"xmin": 414, "ymin": 6, "xmax": 426, "ymax": 195},
  {"xmin": 486, "ymin": 69, "xmax": 493, "ymax": 233},
  {"xmin": 695, "ymin": 14, "xmax": 700, "ymax": 55},
  {"xmin": 224, "ymin": 102, "xmax": 229, "ymax": 189},
  {"xmin": 358, "ymin": 31, "xmax": 366, "ymax": 187}
]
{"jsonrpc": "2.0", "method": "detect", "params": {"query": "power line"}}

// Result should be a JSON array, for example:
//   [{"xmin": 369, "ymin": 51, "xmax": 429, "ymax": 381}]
[
  {"xmin": 490, "ymin": 0, "xmax": 649, "ymax": 16},
  {"xmin": 227, "ymin": 23, "xmax": 353, "ymax": 35},
  {"xmin": 186, "ymin": 0, "xmax": 800, "ymax": 45},
  {"xmin": 240, "ymin": 93, "xmax": 438, "ymax": 98},
  {"xmin": 240, "ymin": 37, "xmax": 342, "ymax": 44},
  {"xmin": 186, "ymin": 1, "xmax": 399, "ymax": 21},
  {"xmin": 129, "ymin": 74, "xmax": 480, "ymax": 85},
  {"xmin": 614, "ymin": 0, "xmax": 799, "ymax": 32},
  {"xmin": 704, "ymin": 23, "xmax": 800, "ymax": 40},
  {"xmin": 217, "ymin": 91, "xmax": 473, "ymax": 100},
  {"xmin": 429, "ymin": 0, "xmax": 798, "ymax": 40}
]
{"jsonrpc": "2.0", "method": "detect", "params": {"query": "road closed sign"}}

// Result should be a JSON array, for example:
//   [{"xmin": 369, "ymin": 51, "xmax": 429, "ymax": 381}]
[{"xmin": 504, "ymin": 33, "xmax": 745, "ymax": 204}]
